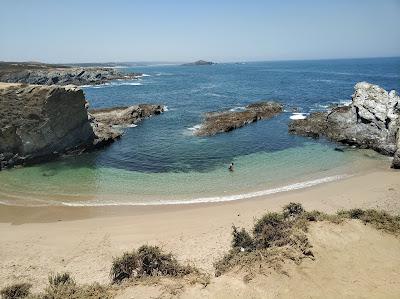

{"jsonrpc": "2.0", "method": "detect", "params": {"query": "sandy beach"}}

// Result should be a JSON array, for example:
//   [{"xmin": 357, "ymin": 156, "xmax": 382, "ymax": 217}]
[{"xmin": 1, "ymin": 168, "xmax": 399, "ymax": 298}]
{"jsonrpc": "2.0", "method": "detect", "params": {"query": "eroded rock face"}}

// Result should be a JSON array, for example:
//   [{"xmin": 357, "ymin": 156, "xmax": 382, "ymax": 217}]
[
  {"xmin": 289, "ymin": 82, "xmax": 400, "ymax": 167},
  {"xmin": 0, "ymin": 83, "xmax": 95, "ymax": 168},
  {"xmin": 195, "ymin": 101, "xmax": 283, "ymax": 136}
]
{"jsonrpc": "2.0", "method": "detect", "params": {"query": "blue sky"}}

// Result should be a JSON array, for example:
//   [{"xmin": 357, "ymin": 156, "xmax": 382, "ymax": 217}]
[{"xmin": 1, "ymin": 0, "xmax": 399, "ymax": 63}]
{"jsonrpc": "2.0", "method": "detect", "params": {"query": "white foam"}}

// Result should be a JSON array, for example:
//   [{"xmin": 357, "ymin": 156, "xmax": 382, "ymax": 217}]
[
  {"xmin": 229, "ymin": 106, "xmax": 246, "ymax": 112},
  {"xmin": 290, "ymin": 113, "xmax": 307, "ymax": 120},
  {"xmin": 140, "ymin": 74, "xmax": 151, "ymax": 77},
  {"xmin": 61, "ymin": 175, "xmax": 349, "ymax": 207},
  {"xmin": 187, "ymin": 124, "xmax": 202, "ymax": 131},
  {"xmin": 164, "ymin": 106, "xmax": 169, "ymax": 112}
]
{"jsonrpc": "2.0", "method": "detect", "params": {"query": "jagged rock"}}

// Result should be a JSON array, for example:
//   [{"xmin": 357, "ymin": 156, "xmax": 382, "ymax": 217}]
[
  {"xmin": 0, "ymin": 62, "xmax": 141, "ymax": 86},
  {"xmin": 0, "ymin": 83, "xmax": 95, "ymax": 169},
  {"xmin": 195, "ymin": 101, "xmax": 283, "ymax": 136},
  {"xmin": 289, "ymin": 82, "xmax": 400, "ymax": 165},
  {"xmin": 89, "ymin": 105, "xmax": 165, "ymax": 146}
]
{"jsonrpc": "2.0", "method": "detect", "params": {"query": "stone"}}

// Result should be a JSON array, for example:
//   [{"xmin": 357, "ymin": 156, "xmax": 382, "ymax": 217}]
[{"xmin": 195, "ymin": 101, "xmax": 283, "ymax": 136}]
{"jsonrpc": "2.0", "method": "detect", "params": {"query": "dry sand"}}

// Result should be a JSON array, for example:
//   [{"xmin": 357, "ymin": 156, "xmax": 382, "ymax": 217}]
[{"xmin": 0, "ymin": 169, "xmax": 399, "ymax": 298}]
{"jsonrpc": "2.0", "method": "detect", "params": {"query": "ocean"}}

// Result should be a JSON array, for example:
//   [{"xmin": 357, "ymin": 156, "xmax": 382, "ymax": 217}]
[{"xmin": 0, "ymin": 57, "xmax": 399, "ymax": 206}]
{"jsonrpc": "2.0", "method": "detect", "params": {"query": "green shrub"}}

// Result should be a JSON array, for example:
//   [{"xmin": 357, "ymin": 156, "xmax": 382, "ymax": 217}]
[
  {"xmin": 283, "ymin": 202, "xmax": 305, "ymax": 219},
  {"xmin": 0, "ymin": 283, "xmax": 31, "ymax": 299},
  {"xmin": 110, "ymin": 245, "xmax": 195, "ymax": 283},
  {"xmin": 231, "ymin": 226, "xmax": 254, "ymax": 250}
]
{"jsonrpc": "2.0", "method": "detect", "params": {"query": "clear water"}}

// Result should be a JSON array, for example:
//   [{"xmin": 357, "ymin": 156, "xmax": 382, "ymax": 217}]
[{"xmin": 0, "ymin": 58, "xmax": 398, "ymax": 206}]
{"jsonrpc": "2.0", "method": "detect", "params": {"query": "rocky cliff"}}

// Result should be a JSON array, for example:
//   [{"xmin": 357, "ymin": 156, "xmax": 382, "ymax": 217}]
[
  {"xmin": 0, "ymin": 83, "xmax": 95, "ymax": 168},
  {"xmin": 195, "ymin": 101, "xmax": 283, "ymax": 136},
  {"xmin": 0, "ymin": 83, "xmax": 165, "ymax": 169},
  {"xmin": 289, "ymin": 82, "xmax": 400, "ymax": 168},
  {"xmin": 0, "ymin": 62, "xmax": 141, "ymax": 86}
]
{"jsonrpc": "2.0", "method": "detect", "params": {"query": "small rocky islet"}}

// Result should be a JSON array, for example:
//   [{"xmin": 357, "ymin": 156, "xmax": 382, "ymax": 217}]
[{"xmin": 194, "ymin": 101, "xmax": 284, "ymax": 136}]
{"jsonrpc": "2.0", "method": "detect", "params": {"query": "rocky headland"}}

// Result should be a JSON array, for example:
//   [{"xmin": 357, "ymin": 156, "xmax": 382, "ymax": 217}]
[
  {"xmin": 289, "ymin": 82, "xmax": 400, "ymax": 168},
  {"xmin": 0, "ymin": 62, "xmax": 141, "ymax": 86},
  {"xmin": 195, "ymin": 101, "xmax": 283, "ymax": 136},
  {"xmin": 0, "ymin": 83, "xmax": 164, "ymax": 169}
]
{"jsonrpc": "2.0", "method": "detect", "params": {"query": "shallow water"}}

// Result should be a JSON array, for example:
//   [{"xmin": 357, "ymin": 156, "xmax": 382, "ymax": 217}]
[{"xmin": 0, "ymin": 58, "xmax": 399, "ymax": 206}]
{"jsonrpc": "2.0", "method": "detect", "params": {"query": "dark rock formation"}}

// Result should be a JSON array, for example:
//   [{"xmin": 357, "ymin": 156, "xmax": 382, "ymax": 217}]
[
  {"xmin": 195, "ymin": 101, "xmax": 283, "ymax": 136},
  {"xmin": 0, "ymin": 62, "xmax": 141, "ymax": 86},
  {"xmin": 289, "ymin": 82, "xmax": 400, "ymax": 168},
  {"xmin": 0, "ymin": 83, "xmax": 95, "ymax": 169},
  {"xmin": 0, "ymin": 83, "xmax": 165, "ymax": 169},
  {"xmin": 182, "ymin": 60, "xmax": 215, "ymax": 66},
  {"xmin": 89, "ymin": 105, "xmax": 165, "ymax": 147}
]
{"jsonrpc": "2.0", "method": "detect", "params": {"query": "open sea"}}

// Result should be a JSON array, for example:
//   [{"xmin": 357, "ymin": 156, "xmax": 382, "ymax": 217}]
[{"xmin": 0, "ymin": 57, "xmax": 399, "ymax": 206}]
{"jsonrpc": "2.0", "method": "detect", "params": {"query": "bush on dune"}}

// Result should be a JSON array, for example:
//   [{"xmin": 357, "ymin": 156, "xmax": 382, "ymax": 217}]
[
  {"xmin": 215, "ymin": 203, "xmax": 313, "ymax": 276},
  {"xmin": 0, "ymin": 283, "xmax": 31, "ymax": 299},
  {"xmin": 215, "ymin": 202, "xmax": 400, "ymax": 276},
  {"xmin": 110, "ymin": 245, "xmax": 195, "ymax": 283}
]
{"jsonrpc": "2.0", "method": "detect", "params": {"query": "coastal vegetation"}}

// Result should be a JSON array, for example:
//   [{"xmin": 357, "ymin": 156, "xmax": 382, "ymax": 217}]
[
  {"xmin": 2, "ymin": 205, "xmax": 399, "ymax": 298},
  {"xmin": 214, "ymin": 203, "xmax": 400, "ymax": 276}
]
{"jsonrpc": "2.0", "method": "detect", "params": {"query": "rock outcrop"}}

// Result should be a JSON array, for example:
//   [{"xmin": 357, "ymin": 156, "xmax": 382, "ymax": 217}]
[
  {"xmin": 89, "ymin": 105, "xmax": 165, "ymax": 147},
  {"xmin": 0, "ymin": 62, "xmax": 141, "ymax": 86},
  {"xmin": 0, "ymin": 83, "xmax": 95, "ymax": 169},
  {"xmin": 195, "ymin": 101, "xmax": 283, "ymax": 136},
  {"xmin": 0, "ymin": 83, "xmax": 165, "ymax": 169},
  {"xmin": 289, "ymin": 82, "xmax": 400, "ymax": 168}
]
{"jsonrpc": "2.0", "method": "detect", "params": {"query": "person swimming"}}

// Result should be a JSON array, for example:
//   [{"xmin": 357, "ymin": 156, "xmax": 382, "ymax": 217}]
[{"xmin": 228, "ymin": 162, "xmax": 234, "ymax": 172}]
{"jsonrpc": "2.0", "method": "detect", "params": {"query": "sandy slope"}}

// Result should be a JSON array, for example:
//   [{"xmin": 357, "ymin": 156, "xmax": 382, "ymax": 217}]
[{"xmin": 0, "ymin": 170, "xmax": 399, "ymax": 298}]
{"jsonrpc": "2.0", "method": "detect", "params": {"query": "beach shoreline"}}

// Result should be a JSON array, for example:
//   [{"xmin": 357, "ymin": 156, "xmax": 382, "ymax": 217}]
[{"xmin": 1, "ymin": 169, "xmax": 399, "ymax": 289}]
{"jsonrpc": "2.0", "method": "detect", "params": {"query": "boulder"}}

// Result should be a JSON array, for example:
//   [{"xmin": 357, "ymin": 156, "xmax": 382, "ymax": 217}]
[
  {"xmin": 289, "ymin": 82, "xmax": 400, "ymax": 164},
  {"xmin": 195, "ymin": 101, "xmax": 283, "ymax": 136}
]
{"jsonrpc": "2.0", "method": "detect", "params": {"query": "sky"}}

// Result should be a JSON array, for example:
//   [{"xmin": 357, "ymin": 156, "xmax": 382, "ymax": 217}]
[{"xmin": 0, "ymin": 0, "xmax": 400, "ymax": 63}]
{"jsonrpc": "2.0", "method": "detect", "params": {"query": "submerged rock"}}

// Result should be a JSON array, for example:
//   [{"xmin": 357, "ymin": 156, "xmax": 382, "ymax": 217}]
[
  {"xmin": 195, "ymin": 101, "xmax": 283, "ymax": 136},
  {"xmin": 289, "ymin": 82, "xmax": 400, "ymax": 168}
]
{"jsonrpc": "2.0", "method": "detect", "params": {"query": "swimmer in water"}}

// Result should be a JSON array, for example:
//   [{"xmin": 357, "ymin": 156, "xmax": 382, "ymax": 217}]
[{"xmin": 228, "ymin": 162, "xmax": 234, "ymax": 172}]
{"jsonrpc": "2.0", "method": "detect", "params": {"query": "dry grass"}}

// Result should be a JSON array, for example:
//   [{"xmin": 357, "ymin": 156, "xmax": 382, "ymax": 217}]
[
  {"xmin": 215, "ymin": 203, "xmax": 400, "ymax": 277},
  {"xmin": 214, "ymin": 203, "xmax": 314, "ymax": 277},
  {"xmin": 0, "ymin": 283, "xmax": 31, "ymax": 299},
  {"xmin": 110, "ymin": 245, "xmax": 196, "ymax": 284}
]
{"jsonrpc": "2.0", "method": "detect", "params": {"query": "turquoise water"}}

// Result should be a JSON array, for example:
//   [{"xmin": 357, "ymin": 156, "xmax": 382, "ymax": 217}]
[{"xmin": 0, "ymin": 58, "xmax": 398, "ymax": 206}]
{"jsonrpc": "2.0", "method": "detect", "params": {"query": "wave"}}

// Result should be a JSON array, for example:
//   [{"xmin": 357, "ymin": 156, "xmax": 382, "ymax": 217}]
[
  {"xmin": 289, "ymin": 113, "xmax": 307, "ymax": 120},
  {"xmin": 84, "ymin": 81, "xmax": 143, "ymax": 89},
  {"xmin": 187, "ymin": 124, "xmax": 202, "ymax": 131},
  {"xmin": 60, "ymin": 175, "xmax": 349, "ymax": 207}
]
